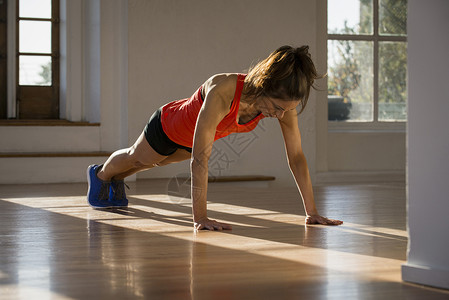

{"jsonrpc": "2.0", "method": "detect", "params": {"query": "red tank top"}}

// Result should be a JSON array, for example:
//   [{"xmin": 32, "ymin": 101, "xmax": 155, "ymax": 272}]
[{"xmin": 161, "ymin": 74, "xmax": 265, "ymax": 148}]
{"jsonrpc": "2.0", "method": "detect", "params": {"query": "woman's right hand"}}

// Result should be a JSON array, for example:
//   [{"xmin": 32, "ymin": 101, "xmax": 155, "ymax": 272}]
[{"xmin": 194, "ymin": 217, "xmax": 232, "ymax": 231}]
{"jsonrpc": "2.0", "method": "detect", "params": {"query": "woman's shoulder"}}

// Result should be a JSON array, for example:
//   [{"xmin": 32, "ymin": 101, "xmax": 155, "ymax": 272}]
[
  {"xmin": 206, "ymin": 73, "xmax": 239, "ymax": 84},
  {"xmin": 202, "ymin": 73, "xmax": 239, "ymax": 99}
]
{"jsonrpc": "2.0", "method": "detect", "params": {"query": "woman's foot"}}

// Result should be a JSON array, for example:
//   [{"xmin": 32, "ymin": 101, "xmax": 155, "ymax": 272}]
[
  {"xmin": 109, "ymin": 179, "xmax": 129, "ymax": 208},
  {"xmin": 87, "ymin": 164, "xmax": 113, "ymax": 208}
]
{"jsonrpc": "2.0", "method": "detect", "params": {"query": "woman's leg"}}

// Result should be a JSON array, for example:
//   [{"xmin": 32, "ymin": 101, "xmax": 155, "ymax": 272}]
[
  {"xmin": 97, "ymin": 132, "xmax": 192, "ymax": 181},
  {"xmin": 88, "ymin": 129, "xmax": 191, "ymax": 208},
  {"xmin": 111, "ymin": 148, "xmax": 192, "ymax": 180},
  {"xmin": 97, "ymin": 131, "xmax": 167, "ymax": 181}
]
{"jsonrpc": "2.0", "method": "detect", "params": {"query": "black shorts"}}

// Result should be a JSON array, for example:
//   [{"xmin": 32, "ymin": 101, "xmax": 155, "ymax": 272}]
[{"xmin": 144, "ymin": 108, "xmax": 192, "ymax": 156}]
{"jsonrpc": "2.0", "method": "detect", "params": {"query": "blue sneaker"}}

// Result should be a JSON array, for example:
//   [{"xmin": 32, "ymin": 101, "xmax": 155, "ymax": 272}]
[
  {"xmin": 109, "ymin": 179, "xmax": 129, "ymax": 208},
  {"xmin": 87, "ymin": 164, "xmax": 113, "ymax": 208}
]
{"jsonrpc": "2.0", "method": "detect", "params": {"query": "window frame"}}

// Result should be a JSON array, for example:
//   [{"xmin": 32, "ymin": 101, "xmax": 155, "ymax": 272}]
[
  {"xmin": 327, "ymin": 0, "xmax": 407, "ymax": 132},
  {"xmin": 1, "ymin": 0, "xmax": 60, "ymax": 120},
  {"xmin": 16, "ymin": 0, "xmax": 60, "ymax": 119}
]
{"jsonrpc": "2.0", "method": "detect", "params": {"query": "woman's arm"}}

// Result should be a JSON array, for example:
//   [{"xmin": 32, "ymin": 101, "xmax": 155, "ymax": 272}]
[
  {"xmin": 278, "ymin": 110, "xmax": 343, "ymax": 225},
  {"xmin": 191, "ymin": 75, "xmax": 235, "ymax": 230}
]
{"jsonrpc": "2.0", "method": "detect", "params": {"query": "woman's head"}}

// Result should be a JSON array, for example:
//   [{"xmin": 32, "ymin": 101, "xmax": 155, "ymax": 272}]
[{"xmin": 244, "ymin": 45, "xmax": 321, "ymax": 113}]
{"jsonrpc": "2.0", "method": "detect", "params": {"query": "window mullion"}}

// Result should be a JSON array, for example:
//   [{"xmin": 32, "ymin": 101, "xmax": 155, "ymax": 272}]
[
  {"xmin": 373, "ymin": 0, "xmax": 379, "ymax": 123},
  {"xmin": 374, "ymin": 38, "xmax": 379, "ymax": 123},
  {"xmin": 51, "ymin": 0, "xmax": 60, "ymax": 101},
  {"xmin": 18, "ymin": 17, "xmax": 52, "ymax": 22},
  {"xmin": 328, "ymin": 34, "xmax": 373, "ymax": 41},
  {"xmin": 18, "ymin": 52, "xmax": 53, "ymax": 56}
]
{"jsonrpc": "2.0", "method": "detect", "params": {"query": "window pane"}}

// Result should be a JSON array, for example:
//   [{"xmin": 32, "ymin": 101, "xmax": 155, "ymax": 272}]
[
  {"xmin": 328, "ymin": 0, "xmax": 373, "ymax": 34},
  {"xmin": 379, "ymin": 0, "xmax": 407, "ymax": 36},
  {"xmin": 379, "ymin": 42, "xmax": 407, "ymax": 121},
  {"xmin": 19, "ymin": 56, "xmax": 52, "ymax": 86},
  {"xmin": 20, "ymin": 21, "xmax": 52, "ymax": 54},
  {"xmin": 328, "ymin": 40, "xmax": 373, "ymax": 121},
  {"xmin": 19, "ymin": 0, "xmax": 51, "ymax": 19}
]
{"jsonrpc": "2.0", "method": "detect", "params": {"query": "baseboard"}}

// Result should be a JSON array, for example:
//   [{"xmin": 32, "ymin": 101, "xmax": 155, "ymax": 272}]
[
  {"xmin": 402, "ymin": 263, "xmax": 449, "ymax": 290},
  {"xmin": 316, "ymin": 170, "xmax": 405, "ymax": 184}
]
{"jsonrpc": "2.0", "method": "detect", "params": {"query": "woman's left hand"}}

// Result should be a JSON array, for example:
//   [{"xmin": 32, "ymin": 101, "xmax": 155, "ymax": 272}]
[{"xmin": 305, "ymin": 214, "xmax": 343, "ymax": 226}]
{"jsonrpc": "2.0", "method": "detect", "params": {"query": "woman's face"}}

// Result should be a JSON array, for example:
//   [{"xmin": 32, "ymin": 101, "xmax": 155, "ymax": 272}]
[{"xmin": 256, "ymin": 96, "xmax": 300, "ymax": 119}]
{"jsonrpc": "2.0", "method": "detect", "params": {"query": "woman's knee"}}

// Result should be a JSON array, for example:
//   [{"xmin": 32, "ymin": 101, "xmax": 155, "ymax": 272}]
[
  {"xmin": 156, "ymin": 149, "xmax": 191, "ymax": 167},
  {"xmin": 125, "ymin": 146, "xmax": 150, "ymax": 168},
  {"xmin": 153, "ymin": 159, "xmax": 170, "ymax": 167},
  {"xmin": 126, "ymin": 135, "xmax": 168, "ymax": 167}
]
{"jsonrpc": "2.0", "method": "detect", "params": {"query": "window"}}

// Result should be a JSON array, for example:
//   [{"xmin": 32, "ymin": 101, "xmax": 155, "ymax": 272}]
[
  {"xmin": 327, "ymin": 0, "xmax": 407, "ymax": 124},
  {"xmin": 1, "ymin": 0, "xmax": 60, "ymax": 119}
]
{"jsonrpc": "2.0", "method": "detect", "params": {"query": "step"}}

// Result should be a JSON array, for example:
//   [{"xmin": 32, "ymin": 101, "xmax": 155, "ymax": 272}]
[
  {"xmin": 0, "ymin": 121, "xmax": 101, "ymax": 153},
  {"xmin": 0, "ymin": 152, "xmax": 110, "ymax": 184}
]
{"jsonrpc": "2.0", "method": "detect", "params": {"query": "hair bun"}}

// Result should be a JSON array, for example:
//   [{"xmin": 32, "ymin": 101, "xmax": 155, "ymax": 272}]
[{"xmin": 295, "ymin": 45, "xmax": 311, "ymax": 58}]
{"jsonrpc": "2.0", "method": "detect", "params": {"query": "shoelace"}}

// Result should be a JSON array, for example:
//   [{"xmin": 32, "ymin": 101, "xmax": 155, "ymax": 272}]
[
  {"xmin": 111, "ymin": 181, "xmax": 130, "ymax": 200},
  {"xmin": 99, "ymin": 182, "xmax": 111, "ymax": 201}
]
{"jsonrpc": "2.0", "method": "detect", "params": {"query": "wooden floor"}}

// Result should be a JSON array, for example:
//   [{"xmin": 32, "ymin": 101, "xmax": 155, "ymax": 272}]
[{"xmin": 0, "ymin": 179, "xmax": 448, "ymax": 299}]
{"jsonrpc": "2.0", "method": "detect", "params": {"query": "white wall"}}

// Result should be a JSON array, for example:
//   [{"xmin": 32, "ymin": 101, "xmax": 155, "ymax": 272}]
[
  {"xmin": 402, "ymin": 0, "xmax": 449, "ymax": 290},
  {"xmin": 327, "ymin": 132, "xmax": 405, "ymax": 171},
  {"xmin": 128, "ymin": 0, "xmax": 320, "ymax": 185}
]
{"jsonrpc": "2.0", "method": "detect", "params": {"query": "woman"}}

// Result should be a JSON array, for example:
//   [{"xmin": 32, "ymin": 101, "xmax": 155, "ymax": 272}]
[{"xmin": 87, "ymin": 45, "xmax": 343, "ymax": 230}]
